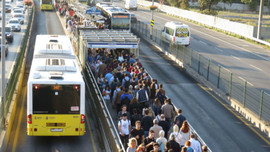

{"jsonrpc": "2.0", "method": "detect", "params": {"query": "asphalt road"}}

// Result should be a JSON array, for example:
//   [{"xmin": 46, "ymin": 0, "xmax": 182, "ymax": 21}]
[
  {"xmin": 0, "ymin": 1, "xmax": 29, "ymax": 82},
  {"xmin": 116, "ymin": 1, "xmax": 270, "ymax": 93},
  {"xmin": 138, "ymin": 37, "xmax": 270, "ymax": 151},
  {"xmin": 4, "ymin": 1, "xmax": 105, "ymax": 152}
]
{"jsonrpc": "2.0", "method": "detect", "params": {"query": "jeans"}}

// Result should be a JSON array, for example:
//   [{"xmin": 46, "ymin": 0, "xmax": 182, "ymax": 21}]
[{"xmin": 120, "ymin": 134, "xmax": 129, "ymax": 149}]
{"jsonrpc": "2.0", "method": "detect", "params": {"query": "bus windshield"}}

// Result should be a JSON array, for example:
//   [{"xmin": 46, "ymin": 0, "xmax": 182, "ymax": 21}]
[
  {"xmin": 33, "ymin": 84, "xmax": 80, "ymax": 114},
  {"xmin": 111, "ymin": 14, "xmax": 130, "ymax": 30},
  {"xmin": 42, "ymin": 0, "xmax": 52, "ymax": 4}
]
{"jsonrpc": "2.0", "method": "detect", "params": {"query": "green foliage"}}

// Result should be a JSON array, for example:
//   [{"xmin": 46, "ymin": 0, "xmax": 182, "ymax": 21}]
[
  {"xmin": 201, "ymin": 9, "xmax": 219, "ymax": 15},
  {"xmin": 180, "ymin": 0, "xmax": 190, "ymax": 9},
  {"xmin": 267, "ymin": 0, "xmax": 270, "ymax": 9},
  {"xmin": 198, "ymin": 0, "xmax": 220, "ymax": 11},
  {"xmin": 167, "ymin": 0, "xmax": 180, "ymax": 7},
  {"xmin": 241, "ymin": 0, "xmax": 258, "ymax": 11}
]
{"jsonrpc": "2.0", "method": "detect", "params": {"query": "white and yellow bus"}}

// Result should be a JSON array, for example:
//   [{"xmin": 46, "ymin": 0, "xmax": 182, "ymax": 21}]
[
  {"xmin": 27, "ymin": 35, "xmax": 85, "ymax": 136},
  {"xmin": 40, "ymin": 0, "xmax": 54, "ymax": 11}
]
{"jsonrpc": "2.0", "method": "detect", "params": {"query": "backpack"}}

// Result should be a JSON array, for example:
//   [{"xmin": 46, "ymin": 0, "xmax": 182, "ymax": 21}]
[
  {"xmin": 124, "ymin": 78, "xmax": 130, "ymax": 89},
  {"xmin": 121, "ymin": 96, "xmax": 131, "ymax": 109},
  {"xmin": 156, "ymin": 90, "xmax": 166, "ymax": 105}
]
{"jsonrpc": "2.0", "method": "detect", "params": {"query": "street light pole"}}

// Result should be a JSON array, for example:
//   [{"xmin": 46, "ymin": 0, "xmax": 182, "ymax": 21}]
[
  {"xmin": 257, "ymin": 0, "xmax": 264, "ymax": 39},
  {"xmin": 1, "ymin": 0, "xmax": 6, "ymax": 130}
]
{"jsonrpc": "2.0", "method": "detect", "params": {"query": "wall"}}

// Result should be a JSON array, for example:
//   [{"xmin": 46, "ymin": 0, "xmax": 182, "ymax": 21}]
[{"xmin": 138, "ymin": 0, "xmax": 270, "ymax": 40}]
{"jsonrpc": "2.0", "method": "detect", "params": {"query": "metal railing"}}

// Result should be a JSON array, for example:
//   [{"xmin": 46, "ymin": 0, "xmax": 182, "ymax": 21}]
[
  {"xmin": 131, "ymin": 20, "xmax": 270, "ymax": 123},
  {"xmin": 0, "ymin": 6, "xmax": 34, "ymax": 131},
  {"xmin": 85, "ymin": 62, "xmax": 124, "ymax": 152}
]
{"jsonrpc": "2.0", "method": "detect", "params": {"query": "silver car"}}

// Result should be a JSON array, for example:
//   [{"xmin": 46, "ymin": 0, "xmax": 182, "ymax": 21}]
[
  {"xmin": 7, "ymin": 19, "xmax": 21, "ymax": 32},
  {"xmin": 13, "ymin": 14, "xmax": 24, "ymax": 24}
]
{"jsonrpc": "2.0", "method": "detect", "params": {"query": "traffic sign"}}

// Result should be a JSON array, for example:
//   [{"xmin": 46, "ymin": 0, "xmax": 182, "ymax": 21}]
[{"xmin": 151, "ymin": 19, "xmax": 154, "ymax": 27}]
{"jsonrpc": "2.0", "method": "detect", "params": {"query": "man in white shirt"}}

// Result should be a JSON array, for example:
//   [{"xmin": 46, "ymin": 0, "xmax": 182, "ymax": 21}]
[
  {"xmin": 118, "ymin": 113, "xmax": 131, "ymax": 149},
  {"xmin": 189, "ymin": 134, "xmax": 202, "ymax": 152}
]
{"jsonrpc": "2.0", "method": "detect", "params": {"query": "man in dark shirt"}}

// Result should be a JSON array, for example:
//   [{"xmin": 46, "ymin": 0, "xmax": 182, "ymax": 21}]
[
  {"xmin": 158, "ymin": 114, "xmax": 170, "ymax": 138},
  {"xmin": 174, "ymin": 108, "xmax": 186, "ymax": 129},
  {"xmin": 144, "ymin": 130, "xmax": 155, "ymax": 152},
  {"xmin": 130, "ymin": 120, "xmax": 144, "ymax": 145},
  {"xmin": 168, "ymin": 134, "xmax": 181, "ymax": 152},
  {"xmin": 141, "ymin": 109, "xmax": 153, "ymax": 137}
]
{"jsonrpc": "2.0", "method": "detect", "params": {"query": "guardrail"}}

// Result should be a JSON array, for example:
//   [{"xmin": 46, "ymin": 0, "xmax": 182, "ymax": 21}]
[
  {"xmin": 0, "ymin": 6, "xmax": 34, "ymax": 132},
  {"xmin": 84, "ymin": 62, "xmax": 125, "ymax": 152},
  {"xmin": 131, "ymin": 20, "xmax": 270, "ymax": 137}
]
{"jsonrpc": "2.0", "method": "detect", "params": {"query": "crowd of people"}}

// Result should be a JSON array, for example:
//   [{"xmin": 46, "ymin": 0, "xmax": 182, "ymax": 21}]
[{"xmin": 88, "ymin": 47, "xmax": 209, "ymax": 152}]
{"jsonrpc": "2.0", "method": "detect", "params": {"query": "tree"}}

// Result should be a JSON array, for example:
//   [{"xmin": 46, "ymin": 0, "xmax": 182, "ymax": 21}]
[
  {"xmin": 167, "ymin": 0, "xmax": 181, "ymax": 7},
  {"xmin": 241, "ymin": 0, "xmax": 259, "ymax": 11},
  {"xmin": 180, "ymin": 0, "xmax": 190, "ymax": 9},
  {"xmin": 198, "ymin": 0, "xmax": 220, "ymax": 11}
]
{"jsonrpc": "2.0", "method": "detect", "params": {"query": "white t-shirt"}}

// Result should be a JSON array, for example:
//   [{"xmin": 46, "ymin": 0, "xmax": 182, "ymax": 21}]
[{"xmin": 118, "ymin": 119, "xmax": 131, "ymax": 135}]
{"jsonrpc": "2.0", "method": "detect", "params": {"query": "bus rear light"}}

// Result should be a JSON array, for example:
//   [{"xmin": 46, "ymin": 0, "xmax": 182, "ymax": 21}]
[
  {"xmin": 189, "ymin": 37, "xmax": 191, "ymax": 42},
  {"xmin": 27, "ymin": 114, "xmax": 32, "ymax": 124},
  {"xmin": 81, "ymin": 114, "xmax": 85, "ymax": 124},
  {"xmin": 84, "ymin": 130, "xmax": 86, "ymax": 133},
  {"xmin": 173, "ymin": 36, "xmax": 175, "ymax": 42},
  {"xmin": 33, "ymin": 85, "xmax": 39, "ymax": 90},
  {"xmin": 74, "ymin": 86, "xmax": 79, "ymax": 90},
  {"xmin": 34, "ymin": 128, "xmax": 37, "ymax": 132},
  {"xmin": 75, "ymin": 128, "xmax": 78, "ymax": 131}
]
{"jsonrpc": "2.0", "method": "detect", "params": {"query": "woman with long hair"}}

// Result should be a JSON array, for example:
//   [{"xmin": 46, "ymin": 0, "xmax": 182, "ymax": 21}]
[
  {"xmin": 126, "ymin": 137, "xmax": 138, "ymax": 152},
  {"xmin": 169, "ymin": 125, "xmax": 182, "ymax": 145},
  {"xmin": 179, "ymin": 120, "xmax": 191, "ymax": 147}
]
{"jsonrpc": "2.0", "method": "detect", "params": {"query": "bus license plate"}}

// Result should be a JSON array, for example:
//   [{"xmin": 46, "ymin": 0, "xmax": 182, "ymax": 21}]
[{"xmin": 51, "ymin": 128, "xmax": 63, "ymax": 132}]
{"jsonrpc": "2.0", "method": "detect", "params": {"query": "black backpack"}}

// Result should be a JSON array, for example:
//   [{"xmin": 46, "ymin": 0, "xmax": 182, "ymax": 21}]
[
  {"xmin": 124, "ymin": 78, "xmax": 130, "ymax": 89},
  {"xmin": 156, "ymin": 90, "xmax": 166, "ymax": 104},
  {"xmin": 121, "ymin": 96, "xmax": 131, "ymax": 110}
]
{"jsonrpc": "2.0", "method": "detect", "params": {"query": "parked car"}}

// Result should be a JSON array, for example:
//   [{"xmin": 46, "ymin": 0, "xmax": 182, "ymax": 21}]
[
  {"xmin": 11, "ymin": 9, "xmax": 24, "ymax": 17},
  {"xmin": 0, "ymin": 38, "xmax": 9, "ymax": 58},
  {"xmin": 7, "ymin": 19, "xmax": 21, "ymax": 32},
  {"xmin": 12, "ymin": 7, "xmax": 25, "ymax": 14},
  {"xmin": 13, "ymin": 14, "xmax": 24, "ymax": 24},
  {"xmin": 17, "ymin": 0, "xmax": 24, "ymax": 5},
  {"xmin": 16, "ymin": 4, "xmax": 26, "ymax": 12},
  {"xmin": 5, "ymin": 5, "xmax": 12, "ymax": 13},
  {"xmin": 0, "ymin": 26, "xmax": 14, "ymax": 43},
  {"xmin": 131, "ymin": 13, "xmax": 137, "ymax": 23}
]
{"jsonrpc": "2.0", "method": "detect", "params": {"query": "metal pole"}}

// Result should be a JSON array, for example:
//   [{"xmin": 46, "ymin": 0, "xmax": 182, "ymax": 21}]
[
  {"xmin": 1, "ymin": 0, "xmax": 6, "ymax": 130},
  {"xmin": 243, "ymin": 81, "xmax": 247, "ymax": 107},
  {"xmin": 217, "ymin": 65, "xmax": 221, "ymax": 89},
  {"xmin": 257, "ymin": 0, "xmax": 264, "ymax": 39},
  {"xmin": 150, "ymin": 0, "xmax": 154, "ymax": 39},
  {"xmin": 259, "ymin": 90, "xmax": 264, "ymax": 119}
]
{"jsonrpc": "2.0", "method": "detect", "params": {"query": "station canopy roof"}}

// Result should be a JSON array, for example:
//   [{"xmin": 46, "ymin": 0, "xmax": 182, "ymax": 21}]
[{"xmin": 80, "ymin": 29, "xmax": 139, "ymax": 49}]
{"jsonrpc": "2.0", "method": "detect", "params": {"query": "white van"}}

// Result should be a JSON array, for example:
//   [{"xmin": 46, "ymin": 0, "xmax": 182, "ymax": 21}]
[
  {"xmin": 125, "ymin": 0, "xmax": 137, "ymax": 10},
  {"xmin": 161, "ymin": 21, "xmax": 191, "ymax": 46}
]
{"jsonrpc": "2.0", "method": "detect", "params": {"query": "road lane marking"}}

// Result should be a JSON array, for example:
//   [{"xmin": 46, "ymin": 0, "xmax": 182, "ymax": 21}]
[
  {"xmin": 238, "ymin": 76, "xmax": 254, "ymax": 86},
  {"xmin": 199, "ymin": 41, "xmax": 207, "ymax": 45},
  {"xmin": 86, "ymin": 112, "xmax": 98, "ymax": 152},
  {"xmin": 198, "ymin": 83, "xmax": 270, "ymax": 146},
  {"xmin": 12, "ymin": 87, "xmax": 27, "ymax": 152},
  {"xmin": 231, "ymin": 55, "xmax": 240, "ymax": 60},
  {"xmin": 249, "ymin": 64, "xmax": 263, "ymax": 71},
  {"xmin": 148, "ymin": 10, "xmax": 270, "ymax": 62},
  {"xmin": 215, "ymin": 47, "xmax": 223, "ymax": 52}
]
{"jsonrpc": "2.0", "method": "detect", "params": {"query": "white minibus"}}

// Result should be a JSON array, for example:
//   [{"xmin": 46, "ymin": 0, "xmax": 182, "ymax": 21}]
[{"xmin": 161, "ymin": 21, "xmax": 191, "ymax": 46}]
